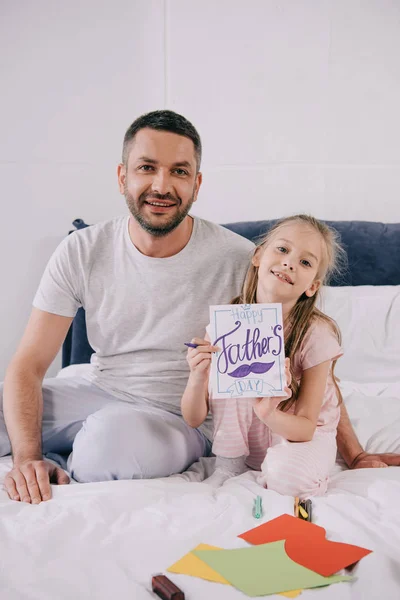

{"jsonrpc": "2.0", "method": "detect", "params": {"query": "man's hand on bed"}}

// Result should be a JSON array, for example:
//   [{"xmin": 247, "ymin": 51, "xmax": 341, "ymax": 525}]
[
  {"xmin": 4, "ymin": 459, "xmax": 70, "ymax": 504},
  {"xmin": 350, "ymin": 451, "xmax": 400, "ymax": 469}
]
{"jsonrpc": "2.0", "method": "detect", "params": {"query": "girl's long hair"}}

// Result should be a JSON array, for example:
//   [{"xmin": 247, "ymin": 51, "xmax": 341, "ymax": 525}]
[{"xmin": 231, "ymin": 215, "xmax": 347, "ymax": 411}]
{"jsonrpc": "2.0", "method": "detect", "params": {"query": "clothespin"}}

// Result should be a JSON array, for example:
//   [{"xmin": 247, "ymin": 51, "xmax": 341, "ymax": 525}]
[
  {"xmin": 253, "ymin": 495, "xmax": 263, "ymax": 519},
  {"xmin": 298, "ymin": 499, "xmax": 312, "ymax": 522}
]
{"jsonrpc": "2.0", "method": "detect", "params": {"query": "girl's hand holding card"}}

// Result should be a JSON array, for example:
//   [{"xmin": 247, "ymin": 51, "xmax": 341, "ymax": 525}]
[{"xmin": 253, "ymin": 358, "xmax": 292, "ymax": 422}]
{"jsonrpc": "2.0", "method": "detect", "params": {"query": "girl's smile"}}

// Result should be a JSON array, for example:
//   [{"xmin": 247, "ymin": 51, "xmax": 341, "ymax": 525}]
[{"xmin": 270, "ymin": 269, "xmax": 294, "ymax": 285}]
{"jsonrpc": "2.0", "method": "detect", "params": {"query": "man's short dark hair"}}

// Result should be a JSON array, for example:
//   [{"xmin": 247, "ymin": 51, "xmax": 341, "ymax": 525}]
[{"xmin": 122, "ymin": 110, "xmax": 202, "ymax": 171}]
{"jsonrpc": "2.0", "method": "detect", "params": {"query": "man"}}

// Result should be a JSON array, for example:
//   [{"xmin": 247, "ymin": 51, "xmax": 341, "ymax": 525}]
[{"xmin": 1, "ymin": 110, "xmax": 398, "ymax": 505}]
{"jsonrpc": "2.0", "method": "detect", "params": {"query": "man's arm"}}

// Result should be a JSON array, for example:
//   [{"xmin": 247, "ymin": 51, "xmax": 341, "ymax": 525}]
[
  {"xmin": 337, "ymin": 401, "xmax": 400, "ymax": 469},
  {"xmin": 3, "ymin": 308, "xmax": 73, "ymax": 503}
]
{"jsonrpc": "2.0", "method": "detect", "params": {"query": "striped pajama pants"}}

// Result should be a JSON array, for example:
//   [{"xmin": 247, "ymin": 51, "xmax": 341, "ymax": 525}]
[{"xmin": 210, "ymin": 395, "xmax": 337, "ymax": 499}]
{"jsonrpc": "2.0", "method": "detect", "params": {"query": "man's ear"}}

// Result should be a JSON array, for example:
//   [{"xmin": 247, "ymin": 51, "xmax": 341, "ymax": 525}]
[
  {"xmin": 252, "ymin": 247, "xmax": 262, "ymax": 267},
  {"xmin": 305, "ymin": 279, "xmax": 321, "ymax": 297},
  {"xmin": 192, "ymin": 171, "xmax": 202, "ymax": 204},
  {"xmin": 117, "ymin": 163, "xmax": 126, "ymax": 195}
]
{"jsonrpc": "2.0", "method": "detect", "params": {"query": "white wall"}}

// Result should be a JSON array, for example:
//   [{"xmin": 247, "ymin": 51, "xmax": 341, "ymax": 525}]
[{"xmin": 1, "ymin": 0, "xmax": 400, "ymax": 378}]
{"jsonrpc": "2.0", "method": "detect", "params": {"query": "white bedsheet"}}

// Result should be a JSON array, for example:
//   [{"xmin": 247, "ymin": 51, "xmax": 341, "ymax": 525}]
[
  {"xmin": 1, "ymin": 285, "xmax": 399, "ymax": 599},
  {"xmin": 1, "ymin": 451, "xmax": 400, "ymax": 599}
]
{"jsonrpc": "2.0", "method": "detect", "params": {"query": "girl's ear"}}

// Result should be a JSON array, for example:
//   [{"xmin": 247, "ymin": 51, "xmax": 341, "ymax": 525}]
[
  {"xmin": 305, "ymin": 279, "xmax": 321, "ymax": 297},
  {"xmin": 252, "ymin": 247, "xmax": 263, "ymax": 267}
]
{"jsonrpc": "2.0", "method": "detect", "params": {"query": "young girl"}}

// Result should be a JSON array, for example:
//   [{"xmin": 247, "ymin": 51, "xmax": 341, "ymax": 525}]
[{"xmin": 181, "ymin": 214, "xmax": 347, "ymax": 498}]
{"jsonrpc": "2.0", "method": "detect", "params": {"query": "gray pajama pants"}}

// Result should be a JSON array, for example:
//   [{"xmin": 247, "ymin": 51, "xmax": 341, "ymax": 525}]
[{"xmin": 0, "ymin": 377, "xmax": 210, "ymax": 482}]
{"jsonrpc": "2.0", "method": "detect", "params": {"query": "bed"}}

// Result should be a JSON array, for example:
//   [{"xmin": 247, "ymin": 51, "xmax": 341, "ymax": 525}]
[{"xmin": 1, "ymin": 218, "xmax": 399, "ymax": 599}]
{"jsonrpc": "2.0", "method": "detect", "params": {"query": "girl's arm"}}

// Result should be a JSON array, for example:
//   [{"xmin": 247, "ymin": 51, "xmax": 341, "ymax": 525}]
[
  {"xmin": 255, "ymin": 360, "xmax": 331, "ymax": 442},
  {"xmin": 181, "ymin": 337, "xmax": 218, "ymax": 428},
  {"xmin": 181, "ymin": 374, "xmax": 209, "ymax": 428}
]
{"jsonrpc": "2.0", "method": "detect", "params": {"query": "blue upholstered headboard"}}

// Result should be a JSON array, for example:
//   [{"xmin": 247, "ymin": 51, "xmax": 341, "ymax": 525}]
[{"xmin": 62, "ymin": 218, "xmax": 400, "ymax": 368}]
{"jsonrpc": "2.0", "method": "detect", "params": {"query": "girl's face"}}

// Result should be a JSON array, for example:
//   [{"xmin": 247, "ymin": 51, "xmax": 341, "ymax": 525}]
[{"xmin": 252, "ymin": 222, "xmax": 325, "ymax": 306}]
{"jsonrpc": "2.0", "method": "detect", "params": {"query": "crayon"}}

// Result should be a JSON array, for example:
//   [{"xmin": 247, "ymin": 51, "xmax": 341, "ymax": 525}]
[{"xmin": 152, "ymin": 574, "xmax": 185, "ymax": 600}]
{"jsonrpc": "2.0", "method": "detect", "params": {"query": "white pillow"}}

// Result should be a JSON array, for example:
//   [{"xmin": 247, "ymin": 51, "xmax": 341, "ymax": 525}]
[
  {"xmin": 318, "ymin": 286, "xmax": 400, "ymax": 385},
  {"xmin": 344, "ymin": 393, "xmax": 400, "ymax": 452},
  {"xmin": 366, "ymin": 417, "xmax": 400, "ymax": 454},
  {"xmin": 318, "ymin": 286, "xmax": 400, "ymax": 455}
]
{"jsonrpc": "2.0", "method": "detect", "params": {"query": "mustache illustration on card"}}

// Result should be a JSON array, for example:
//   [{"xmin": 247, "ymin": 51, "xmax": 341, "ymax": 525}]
[{"xmin": 228, "ymin": 361, "xmax": 275, "ymax": 378}]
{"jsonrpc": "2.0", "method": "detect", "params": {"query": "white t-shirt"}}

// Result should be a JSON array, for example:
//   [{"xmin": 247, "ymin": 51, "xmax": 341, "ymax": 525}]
[{"xmin": 33, "ymin": 215, "xmax": 255, "ymax": 438}]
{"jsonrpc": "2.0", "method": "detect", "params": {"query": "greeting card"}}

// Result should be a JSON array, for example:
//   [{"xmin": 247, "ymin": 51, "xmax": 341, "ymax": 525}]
[{"xmin": 209, "ymin": 303, "xmax": 286, "ymax": 399}]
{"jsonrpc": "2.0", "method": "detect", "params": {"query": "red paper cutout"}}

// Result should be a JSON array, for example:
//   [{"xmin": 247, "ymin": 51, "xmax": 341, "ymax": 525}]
[
  {"xmin": 239, "ymin": 514, "xmax": 326, "ymax": 545},
  {"xmin": 284, "ymin": 533, "xmax": 371, "ymax": 577},
  {"xmin": 239, "ymin": 513, "xmax": 372, "ymax": 577}
]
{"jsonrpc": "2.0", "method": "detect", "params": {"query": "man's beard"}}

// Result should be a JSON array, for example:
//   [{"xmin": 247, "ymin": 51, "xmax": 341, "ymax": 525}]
[{"xmin": 124, "ymin": 187, "xmax": 195, "ymax": 237}]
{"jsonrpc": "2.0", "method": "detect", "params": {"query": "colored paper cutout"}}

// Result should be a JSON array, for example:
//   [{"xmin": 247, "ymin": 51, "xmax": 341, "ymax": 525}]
[
  {"xmin": 239, "ymin": 514, "xmax": 372, "ymax": 577},
  {"xmin": 284, "ymin": 534, "xmax": 372, "ymax": 577},
  {"xmin": 193, "ymin": 541, "xmax": 352, "ymax": 597},
  {"xmin": 167, "ymin": 544, "xmax": 230, "ymax": 584},
  {"xmin": 167, "ymin": 543, "xmax": 302, "ymax": 598},
  {"xmin": 239, "ymin": 513, "xmax": 326, "ymax": 545},
  {"xmin": 281, "ymin": 591, "xmax": 302, "ymax": 599}
]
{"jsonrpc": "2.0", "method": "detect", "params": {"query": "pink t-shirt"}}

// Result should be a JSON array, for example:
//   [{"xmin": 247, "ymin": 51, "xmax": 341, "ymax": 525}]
[
  {"xmin": 290, "ymin": 318, "xmax": 343, "ymax": 432},
  {"xmin": 206, "ymin": 316, "xmax": 343, "ymax": 434}
]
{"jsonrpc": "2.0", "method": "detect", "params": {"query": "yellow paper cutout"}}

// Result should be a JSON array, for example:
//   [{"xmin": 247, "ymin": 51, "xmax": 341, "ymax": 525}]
[
  {"xmin": 167, "ymin": 543, "xmax": 230, "ymax": 584},
  {"xmin": 282, "ymin": 591, "xmax": 302, "ymax": 598},
  {"xmin": 167, "ymin": 543, "xmax": 302, "ymax": 598}
]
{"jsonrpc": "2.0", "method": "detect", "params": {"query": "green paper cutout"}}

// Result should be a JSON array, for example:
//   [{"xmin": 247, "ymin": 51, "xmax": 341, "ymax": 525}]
[{"xmin": 193, "ymin": 540, "xmax": 353, "ymax": 597}]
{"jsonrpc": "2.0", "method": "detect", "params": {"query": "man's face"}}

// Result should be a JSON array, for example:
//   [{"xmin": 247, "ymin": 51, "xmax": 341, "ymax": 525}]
[{"xmin": 118, "ymin": 128, "xmax": 202, "ymax": 237}]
